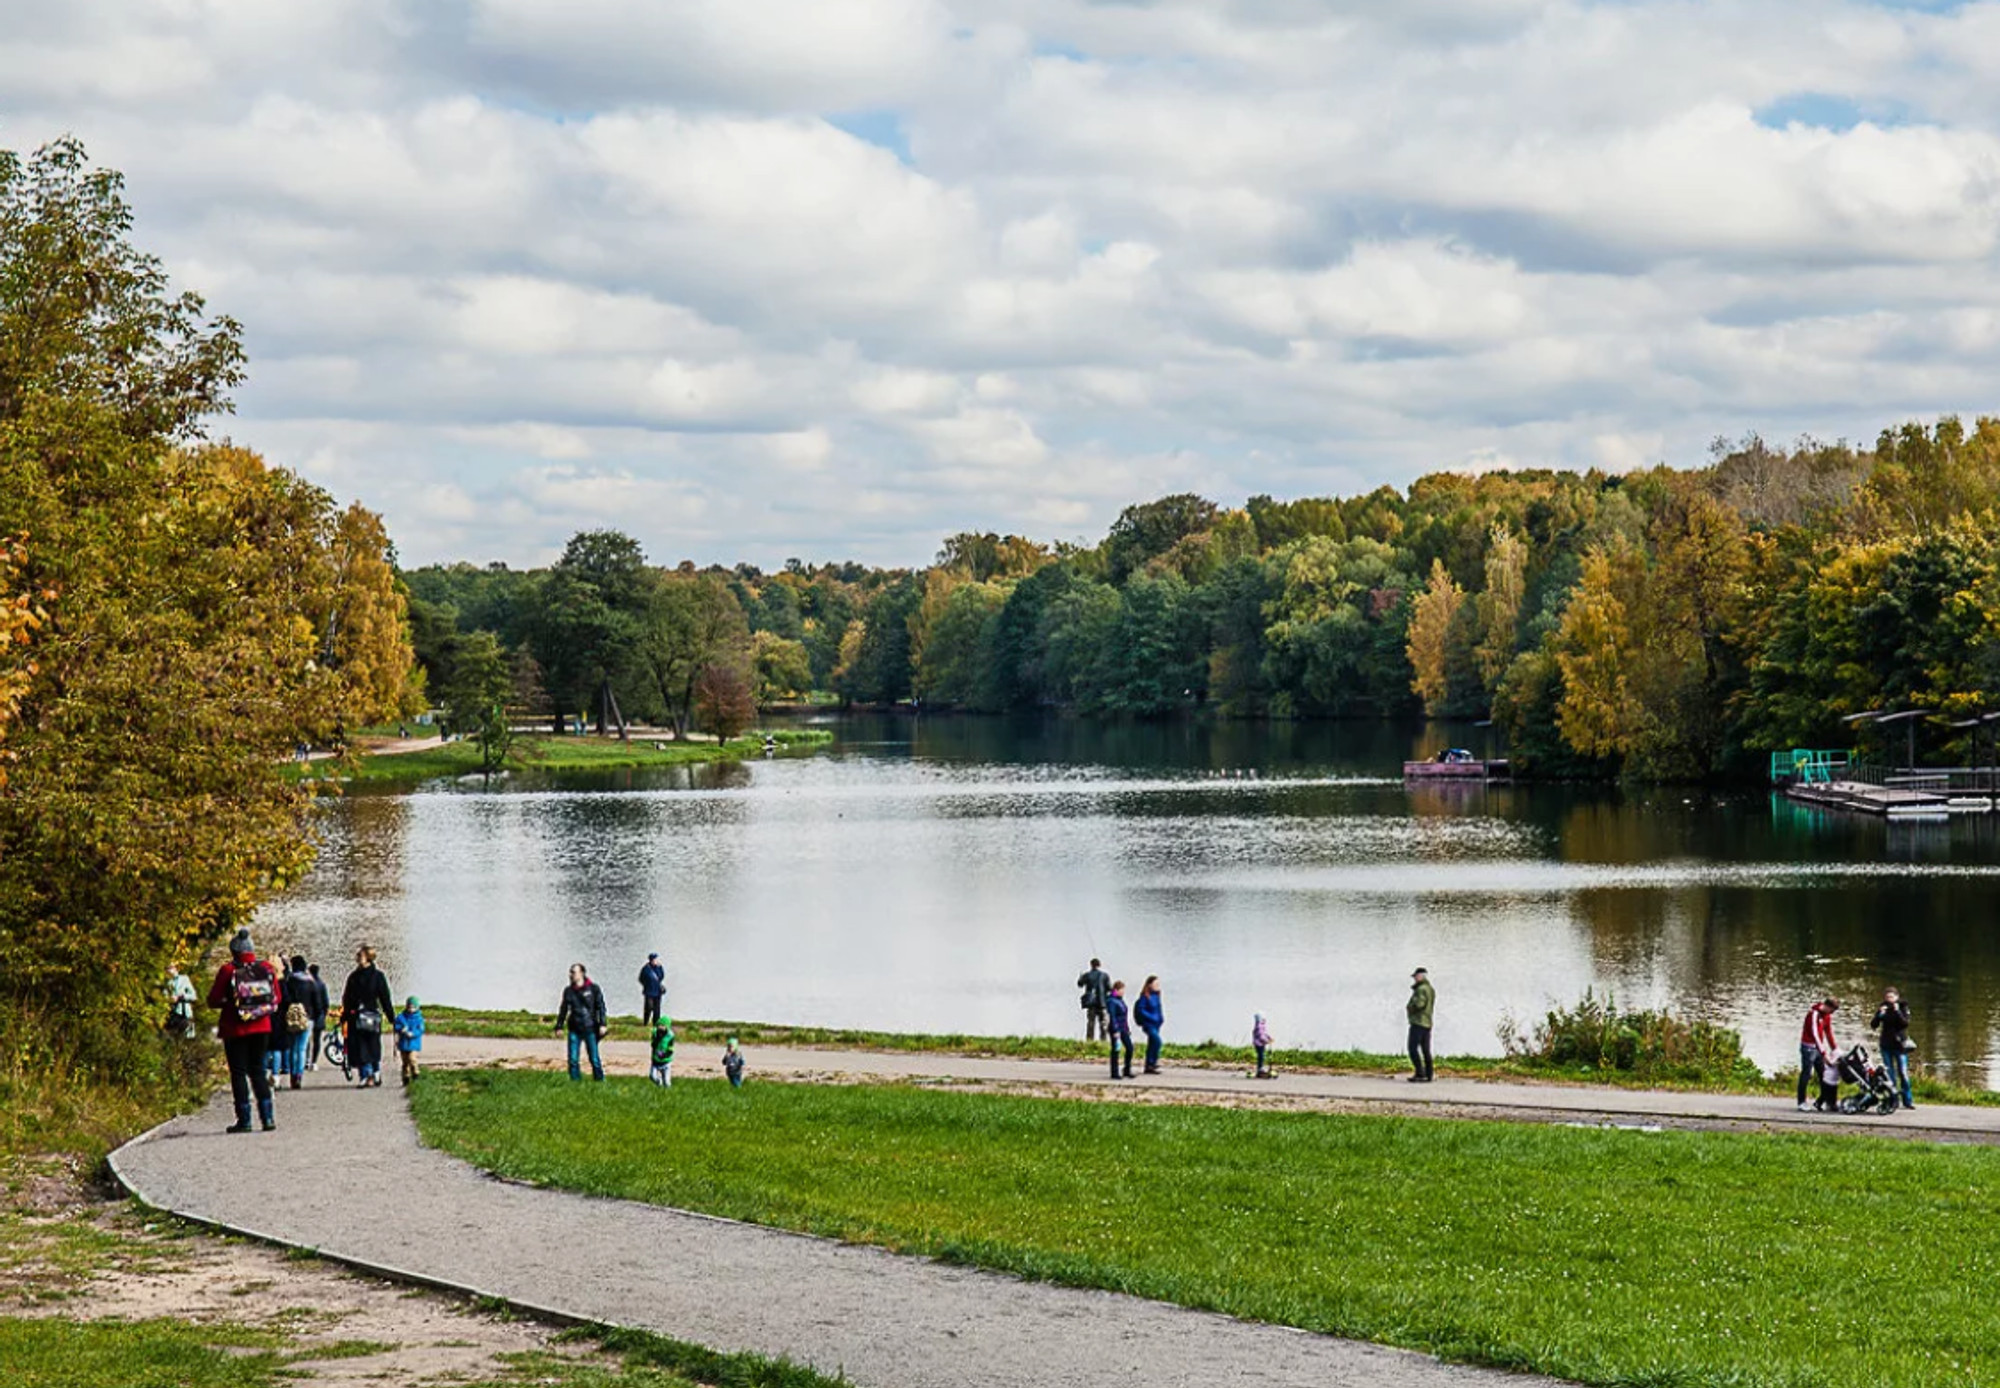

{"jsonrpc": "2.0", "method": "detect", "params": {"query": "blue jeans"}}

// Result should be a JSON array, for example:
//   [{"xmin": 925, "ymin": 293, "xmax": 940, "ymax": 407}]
[
  {"xmin": 1881, "ymin": 1046, "xmax": 1914, "ymax": 1106},
  {"xmin": 567, "ymin": 1029, "xmax": 604, "ymax": 1081},
  {"xmin": 1797, "ymin": 1044, "xmax": 1823, "ymax": 1105},
  {"xmin": 1142, "ymin": 1026, "xmax": 1162, "ymax": 1072}
]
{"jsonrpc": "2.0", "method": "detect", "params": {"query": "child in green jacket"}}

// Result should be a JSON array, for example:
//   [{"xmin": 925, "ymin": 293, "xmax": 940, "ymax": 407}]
[{"xmin": 649, "ymin": 1017, "xmax": 675, "ymax": 1087}]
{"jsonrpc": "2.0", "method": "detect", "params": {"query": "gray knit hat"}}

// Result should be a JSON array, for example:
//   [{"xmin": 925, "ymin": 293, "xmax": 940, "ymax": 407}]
[{"xmin": 229, "ymin": 929, "xmax": 254, "ymax": 957}]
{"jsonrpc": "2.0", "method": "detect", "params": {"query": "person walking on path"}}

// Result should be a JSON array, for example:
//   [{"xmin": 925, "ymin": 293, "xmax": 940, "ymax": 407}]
[
  {"xmin": 340, "ymin": 944, "xmax": 396, "ymax": 1088},
  {"xmin": 1406, "ymin": 968, "xmax": 1435, "ymax": 1083},
  {"xmin": 1134, "ymin": 975, "xmax": 1165, "ymax": 1075},
  {"xmin": 205, "ymin": 930, "xmax": 279, "ymax": 1133},
  {"xmin": 1871, "ymin": 988, "xmax": 1915, "ymax": 1110},
  {"xmin": 394, "ymin": 996, "xmax": 426, "ymax": 1085},
  {"xmin": 1106, "ymin": 981, "xmax": 1134, "ymax": 1078},
  {"xmin": 1797, "ymin": 996, "xmax": 1839, "ymax": 1112},
  {"xmin": 1077, "ymin": 958, "xmax": 1111, "ymax": 1041},
  {"xmin": 723, "ymin": 1036, "xmax": 747, "ymax": 1089},
  {"xmin": 278, "ymin": 956, "xmax": 315, "ymax": 1089},
  {"xmin": 165, "ymin": 964, "xmax": 197, "ymax": 1038},
  {"xmin": 557, "ymin": 963, "xmax": 609, "ymax": 1081},
  {"xmin": 1252, "ymin": 1013, "xmax": 1274, "ymax": 1079},
  {"xmin": 307, "ymin": 963, "xmax": 330, "ymax": 1070},
  {"xmin": 639, "ymin": 953, "xmax": 667, "ymax": 1028}
]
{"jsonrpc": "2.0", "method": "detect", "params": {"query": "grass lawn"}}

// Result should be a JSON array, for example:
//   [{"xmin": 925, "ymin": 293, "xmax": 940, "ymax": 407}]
[
  {"xmin": 419, "ymin": 1005, "xmax": 1999, "ymax": 1107},
  {"xmin": 294, "ymin": 728, "xmax": 831, "ymax": 785},
  {"xmin": 415, "ymin": 1069, "xmax": 2000, "ymax": 1388}
]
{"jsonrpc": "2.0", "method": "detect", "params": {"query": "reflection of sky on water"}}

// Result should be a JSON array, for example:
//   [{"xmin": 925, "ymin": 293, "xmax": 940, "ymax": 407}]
[{"xmin": 256, "ymin": 719, "xmax": 2000, "ymax": 1084}]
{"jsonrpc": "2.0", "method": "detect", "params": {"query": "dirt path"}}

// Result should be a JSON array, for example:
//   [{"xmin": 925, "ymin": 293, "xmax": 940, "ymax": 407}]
[
  {"xmin": 111, "ymin": 1065, "xmax": 1567, "ymax": 1388},
  {"xmin": 421, "ymin": 1032, "xmax": 2000, "ymax": 1142}
]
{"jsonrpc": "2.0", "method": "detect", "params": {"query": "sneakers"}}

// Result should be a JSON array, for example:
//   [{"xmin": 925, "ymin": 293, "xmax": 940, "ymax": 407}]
[{"xmin": 1797, "ymin": 1101, "xmax": 1812, "ymax": 1112}]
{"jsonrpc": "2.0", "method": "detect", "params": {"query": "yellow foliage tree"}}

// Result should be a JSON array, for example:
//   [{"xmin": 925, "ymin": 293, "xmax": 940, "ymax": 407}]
[
  {"xmin": 1475, "ymin": 525, "xmax": 1527, "ymax": 694},
  {"xmin": 1406, "ymin": 558, "xmax": 1464, "ymax": 715}
]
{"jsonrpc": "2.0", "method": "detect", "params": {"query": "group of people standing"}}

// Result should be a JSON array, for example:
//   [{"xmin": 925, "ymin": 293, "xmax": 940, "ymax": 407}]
[
  {"xmin": 1798, "ymin": 988, "xmax": 1916, "ymax": 1112},
  {"xmin": 556, "ymin": 956, "xmax": 746, "ymax": 1090},
  {"xmin": 195, "ymin": 932, "xmax": 424, "ymax": 1132},
  {"xmin": 1077, "ymin": 959, "xmax": 1439, "ymax": 1083}
]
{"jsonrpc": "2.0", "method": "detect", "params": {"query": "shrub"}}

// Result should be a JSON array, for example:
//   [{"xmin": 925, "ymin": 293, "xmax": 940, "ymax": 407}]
[{"xmin": 1498, "ymin": 987, "xmax": 1760, "ymax": 1084}]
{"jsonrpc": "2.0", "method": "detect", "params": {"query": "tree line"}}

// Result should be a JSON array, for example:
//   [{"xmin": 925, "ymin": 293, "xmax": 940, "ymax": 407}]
[{"xmin": 408, "ymin": 420, "xmax": 2000, "ymax": 782}]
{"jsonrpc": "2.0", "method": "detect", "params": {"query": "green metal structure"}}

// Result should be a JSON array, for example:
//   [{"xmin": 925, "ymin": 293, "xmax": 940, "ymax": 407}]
[{"xmin": 1769, "ymin": 749, "xmax": 1850, "ymax": 785}]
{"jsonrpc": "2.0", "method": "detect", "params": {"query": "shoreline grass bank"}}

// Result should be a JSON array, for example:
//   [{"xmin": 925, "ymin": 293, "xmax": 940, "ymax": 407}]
[
  {"xmin": 415, "ymin": 1069, "xmax": 2000, "ymax": 1388},
  {"xmin": 293, "ymin": 727, "xmax": 832, "ymax": 786},
  {"xmin": 420, "ymin": 1005, "xmax": 1999, "ymax": 1107}
]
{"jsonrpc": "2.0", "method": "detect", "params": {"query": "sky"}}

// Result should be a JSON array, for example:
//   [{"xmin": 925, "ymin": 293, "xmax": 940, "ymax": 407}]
[{"xmin": 4, "ymin": 0, "xmax": 2000, "ymax": 569}]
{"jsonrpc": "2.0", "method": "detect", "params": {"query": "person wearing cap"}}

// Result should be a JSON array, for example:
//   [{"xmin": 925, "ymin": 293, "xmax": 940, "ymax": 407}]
[
  {"xmin": 1406, "ymin": 967, "xmax": 1436, "ymax": 1083},
  {"xmin": 205, "ymin": 929, "xmax": 280, "ymax": 1132},
  {"xmin": 638, "ymin": 953, "xmax": 666, "ymax": 1028}
]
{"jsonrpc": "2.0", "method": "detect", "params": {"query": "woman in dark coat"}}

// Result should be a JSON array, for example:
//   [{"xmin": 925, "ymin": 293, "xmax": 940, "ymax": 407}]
[{"xmin": 340, "ymin": 943, "xmax": 396, "ymax": 1088}]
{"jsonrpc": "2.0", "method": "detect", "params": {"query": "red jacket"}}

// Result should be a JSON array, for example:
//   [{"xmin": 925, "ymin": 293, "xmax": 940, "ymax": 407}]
[
  {"xmin": 207, "ymin": 956, "xmax": 277, "ymax": 1038},
  {"xmin": 1799, "ymin": 1003, "xmax": 1837, "ymax": 1055}
]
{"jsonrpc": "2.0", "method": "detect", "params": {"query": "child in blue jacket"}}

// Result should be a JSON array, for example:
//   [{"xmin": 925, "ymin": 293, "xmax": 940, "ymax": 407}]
[{"xmin": 394, "ymin": 996, "xmax": 425, "ymax": 1086}]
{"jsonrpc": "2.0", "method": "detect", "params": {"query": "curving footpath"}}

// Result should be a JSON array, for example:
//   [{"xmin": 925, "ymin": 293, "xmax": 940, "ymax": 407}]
[{"xmin": 113, "ymin": 1064, "xmax": 1567, "ymax": 1388}]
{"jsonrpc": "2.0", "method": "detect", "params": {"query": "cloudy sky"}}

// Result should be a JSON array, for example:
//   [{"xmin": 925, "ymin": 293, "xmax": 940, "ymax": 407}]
[{"xmin": 4, "ymin": 1, "xmax": 1997, "ymax": 567}]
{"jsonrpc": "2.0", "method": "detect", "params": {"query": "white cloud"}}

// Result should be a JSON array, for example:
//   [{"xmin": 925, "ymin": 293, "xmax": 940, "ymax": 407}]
[{"xmin": 6, "ymin": 0, "xmax": 2000, "ymax": 565}]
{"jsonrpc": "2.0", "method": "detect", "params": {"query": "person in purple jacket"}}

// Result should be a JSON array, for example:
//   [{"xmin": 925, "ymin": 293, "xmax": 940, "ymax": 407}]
[{"xmin": 1105, "ymin": 981, "xmax": 1134, "ymax": 1079}]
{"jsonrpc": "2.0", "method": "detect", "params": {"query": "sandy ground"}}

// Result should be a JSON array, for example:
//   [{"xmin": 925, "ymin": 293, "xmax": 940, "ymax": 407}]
[{"xmin": 3, "ymin": 1153, "xmax": 611, "ymax": 1385}]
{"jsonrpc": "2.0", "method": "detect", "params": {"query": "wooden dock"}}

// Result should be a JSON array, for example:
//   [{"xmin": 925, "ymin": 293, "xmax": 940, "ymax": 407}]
[
  {"xmin": 1403, "ymin": 758, "xmax": 1511, "ymax": 782},
  {"xmin": 1782, "ymin": 779, "xmax": 1953, "ymax": 817}
]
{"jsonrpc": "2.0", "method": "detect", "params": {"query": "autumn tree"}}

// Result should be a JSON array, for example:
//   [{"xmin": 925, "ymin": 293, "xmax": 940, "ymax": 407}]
[
  {"xmin": 1475, "ymin": 525, "xmax": 1527, "ymax": 694},
  {"xmin": 1407, "ymin": 559, "xmax": 1465, "ymax": 716},
  {"xmin": 750, "ymin": 630, "xmax": 813, "ymax": 703},
  {"xmin": 0, "ymin": 536, "xmax": 43, "ymax": 789}
]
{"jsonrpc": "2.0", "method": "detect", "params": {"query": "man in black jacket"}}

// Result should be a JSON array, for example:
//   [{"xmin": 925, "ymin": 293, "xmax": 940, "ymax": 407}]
[
  {"xmin": 1077, "ymin": 958, "xmax": 1111, "ymax": 1041},
  {"xmin": 557, "ymin": 962, "xmax": 608, "ymax": 1081}
]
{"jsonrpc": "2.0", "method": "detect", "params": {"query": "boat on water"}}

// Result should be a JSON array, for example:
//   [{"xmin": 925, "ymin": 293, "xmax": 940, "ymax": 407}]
[{"xmin": 1403, "ymin": 749, "xmax": 1511, "ymax": 781}]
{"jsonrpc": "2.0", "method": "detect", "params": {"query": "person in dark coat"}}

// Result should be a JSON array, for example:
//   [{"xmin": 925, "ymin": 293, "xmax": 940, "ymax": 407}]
[
  {"xmin": 1077, "ymin": 958, "xmax": 1111, "ymax": 1041},
  {"xmin": 638, "ymin": 953, "xmax": 666, "ymax": 1028},
  {"xmin": 206, "ymin": 929, "xmax": 279, "ymax": 1133},
  {"xmin": 307, "ymin": 963, "xmax": 331, "ymax": 1070},
  {"xmin": 556, "ymin": 962, "xmax": 608, "ymax": 1081},
  {"xmin": 340, "ymin": 943, "xmax": 396, "ymax": 1088},
  {"xmin": 278, "ymin": 955, "xmax": 315, "ymax": 1089},
  {"xmin": 1407, "ymin": 967, "xmax": 1436, "ymax": 1083},
  {"xmin": 1871, "ymin": 987, "xmax": 1915, "ymax": 1110},
  {"xmin": 1133, "ymin": 975, "xmax": 1165, "ymax": 1074},
  {"xmin": 1106, "ymin": 981, "xmax": 1133, "ymax": 1079}
]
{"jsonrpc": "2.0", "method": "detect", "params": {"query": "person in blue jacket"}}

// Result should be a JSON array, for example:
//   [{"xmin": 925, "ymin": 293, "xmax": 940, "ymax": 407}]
[
  {"xmin": 1134, "ymin": 974, "xmax": 1165, "ymax": 1074},
  {"xmin": 1106, "ymin": 981, "xmax": 1133, "ymax": 1079},
  {"xmin": 638, "ymin": 953, "xmax": 667, "ymax": 1027}
]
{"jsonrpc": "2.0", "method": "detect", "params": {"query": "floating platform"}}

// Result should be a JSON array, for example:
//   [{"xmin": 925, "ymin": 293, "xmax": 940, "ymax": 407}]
[
  {"xmin": 1783, "ymin": 779, "xmax": 1955, "ymax": 817},
  {"xmin": 1403, "ymin": 758, "xmax": 1511, "ymax": 782}
]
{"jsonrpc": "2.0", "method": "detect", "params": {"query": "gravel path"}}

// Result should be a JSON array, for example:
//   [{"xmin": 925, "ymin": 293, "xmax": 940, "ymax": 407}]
[
  {"xmin": 113, "ymin": 1064, "xmax": 1567, "ymax": 1388},
  {"xmin": 423, "ymin": 1033, "xmax": 2000, "ymax": 1141}
]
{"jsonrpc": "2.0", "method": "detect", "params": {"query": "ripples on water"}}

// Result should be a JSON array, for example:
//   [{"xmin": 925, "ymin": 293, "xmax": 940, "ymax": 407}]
[{"xmin": 256, "ymin": 721, "xmax": 2000, "ymax": 1084}]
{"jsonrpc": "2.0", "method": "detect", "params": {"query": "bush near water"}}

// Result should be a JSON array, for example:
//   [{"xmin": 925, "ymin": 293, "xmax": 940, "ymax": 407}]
[{"xmin": 1499, "ymin": 989, "xmax": 1762, "ymax": 1085}]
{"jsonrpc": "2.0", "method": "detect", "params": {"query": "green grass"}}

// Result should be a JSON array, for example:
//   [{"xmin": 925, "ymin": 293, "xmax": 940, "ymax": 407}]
[
  {"xmin": 0, "ymin": 1316, "xmax": 294, "ymax": 1387},
  {"xmin": 292, "ymin": 728, "xmax": 831, "ymax": 785},
  {"xmin": 415, "ymin": 1068, "xmax": 2000, "ymax": 1388},
  {"xmin": 418, "ymin": 1005, "xmax": 1999, "ymax": 1106}
]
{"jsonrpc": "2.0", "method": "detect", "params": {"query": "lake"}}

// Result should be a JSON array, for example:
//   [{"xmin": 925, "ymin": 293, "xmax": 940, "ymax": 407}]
[{"xmin": 255, "ymin": 714, "xmax": 2000, "ymax": 1083}]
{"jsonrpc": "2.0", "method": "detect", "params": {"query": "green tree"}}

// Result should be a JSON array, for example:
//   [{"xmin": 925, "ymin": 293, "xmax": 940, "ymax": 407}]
[
  {"xmin": 528, "ymin": 530, "xmax": 650, "ymax": 733},
  {"xmin": 1102, "ymin": 494, "xmax": 1219, "ymax": 583},
  {"xmin": 440, "ymin": 630, "xmax": 514, "ymax": 772},
  {"xmin": 1475, "ymin": 524, "xmax": 1528, "ymax": 694},
  {"xmin": 750, "ymin": 629, "xmax": 813, "ymax": 703},
  {"xmin": 639, "ymin": 572, "xmax": 752, "ymax": 736}
]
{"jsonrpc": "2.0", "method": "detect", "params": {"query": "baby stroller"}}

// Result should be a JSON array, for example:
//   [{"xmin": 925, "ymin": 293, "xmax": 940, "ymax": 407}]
[{"xmin": 1835, "ymin": 1044, "xmax": 1899, "ymax": 1115}]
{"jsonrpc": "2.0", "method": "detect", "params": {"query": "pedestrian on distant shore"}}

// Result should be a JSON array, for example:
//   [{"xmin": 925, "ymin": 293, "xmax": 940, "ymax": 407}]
[
  {"xmin": 1871, "ymin": 988, "xmax": 1914, "ymax": 1110},
  {"xmin": 723, "ymin": 1035, "xmax": 746, "ymax": 1089},
  {"xmin": 1134, "ymin": 975, "xmax": 1165, "ymax": 1075},
  {"xmin": 394, "ymin": 996, "xmax": 426, "ymax": 1085},
  {"xmin": 164, "ymin": 964, "xmax": 197, "ymax": 1039},
  {"xmin": 206, "ymin": 930, "xmax": 279, "ymax": 1133},
  {"xmin": 1077, "ymin": 957, "xmax": 1111, "ymax": 1041},
  {"xmin": 639, "ymin": 952, "xmax": 666, "ymax": 1028},
  {"xmin": 1252, "ymin": 1013, "xmax": 1274, "ymax": 1079},
  {"xmin": 649, "ymin": 1015, "xmax": 675, "ymax": 1087},
  {"xmin": 1406, "ymin": 967, "xmax": 1435, "ymax": 1083},
  {"xmin": 279, "ymin": 955, "xmax": 315, "ymax": 1089},
  {"xmin": 556, "ymin": 962, "xmax": 608, "ymax": 1081},
  {"xmin": 1797, "ymin": 996, "xmax": 1839, "ymax": 1112},
  {"xmin": 307, "ymin": 963, "xmax": 330, "ymax": 1070},
  {"xmin": 1106, "ymin": 981, "xmax": 1133, "ymax": 1079},
  {"xmin": 340, "ymin": 944, "xmax": 396, "ymax": 1088}
]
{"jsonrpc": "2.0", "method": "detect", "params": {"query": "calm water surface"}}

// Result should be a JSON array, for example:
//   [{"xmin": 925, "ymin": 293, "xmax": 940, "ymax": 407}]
[{"xmin": 256, "ymin": 716, "xmax": 2000, "ymax": 1083}]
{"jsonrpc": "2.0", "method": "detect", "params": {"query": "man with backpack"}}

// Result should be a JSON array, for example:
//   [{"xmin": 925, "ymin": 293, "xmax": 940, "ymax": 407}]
[{"xmin": 206, "ymin": 929, "xmax": 279, "ymax": 1132}]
